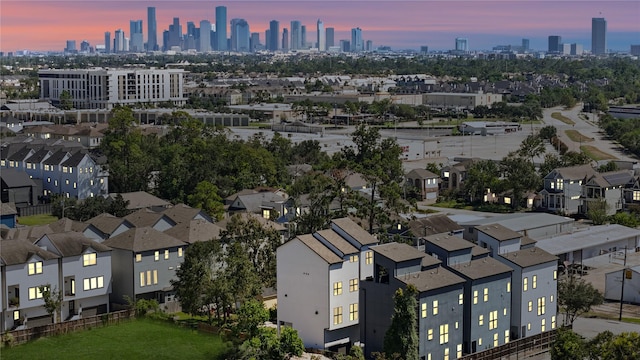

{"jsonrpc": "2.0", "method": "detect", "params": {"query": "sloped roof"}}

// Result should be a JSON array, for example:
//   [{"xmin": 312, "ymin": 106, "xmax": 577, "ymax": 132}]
[
  {"xmin": 315, "ymin": 229, "xmax": 359, "ymax": 256},
  {"xmin": 500, "ymin": 247, "xmax": 558, "ymax": 268},
  {"xmin": 48, "ymin": 218, "xmax": 87, "ymax": 233},
  {"xmin": 295, "ymin": 234, "xmax": 342, "ymax": 265},
  {"xmin": 7, "ymin": 147, "xmax": 34, "ymax": 161},
  {"xmin": 162, "ymin": 203, "xmax": 206, "ymax": 224},
  {"xmin": 424, "ymin": 233, "xmax": 474, "ymax": 252},
  {"xmin": 37, "ymin": 232, "xmax": 111, "ymax": 256},
  {"xmin": 331, "ymin": 217, "xmax": 378, "ymax": 246},
  {"xmin": 406, "ymin": 168, "xmax": 438, "ymax": 179},
  {"xmin": 85, "ymin": 213, "xmax": 128, "ymax": 236},
  {"xmin": 42, "ymin": 149, "xmax": 69, "ymax": 165},
  {"xmin": 124, "ymin": 208, "xmax": 171, "ymax": 228},
  {"xmin": 372, "ymin": 242, "xmax": 440, "ymax": 267},
  {"xmin": 216, "ymin": 212, "xmax": 286, "ymax": 232},
  {"xmin": 24, "ymin": 148, "xmax": 51, "ymax": 163},
  {"xmin": 0, "ymin": 168, "xmax": 36, "ymax": 188},
  {"xmin": 449, "ymin": 257, "xmax": 513, "ymax": 280},
  {"xmin": 102, "ymin": 227, "xmax": 186, "ymax": 252},
  {"xmin": 0, "ymin": 239, "xmax": 59, "ymax": 265},
  {"xmin": 549, "ymin": 164, "xmax": 596, "ymax": 180},
  {"xmin": 0, "ymin": 202, "xmax": 17, "ymax": 216},
  {"xmin": 164, "ymin": 219, "xmax": 223, "ymax": 243},
  {"xmin": 61, "ymin": 151, "xmax": 88, "ymax": 167},
  {"xmin": 475, "ymin": 224, "xmax": 522, "ymax": 242},
  {"xmin": 408, "ymin": 215, "xmax": 463, "ymax": 237},
  {"xmin": 109, "ymin": 191, "xmax": 170, "ymax": 210},
  {"xmin": 231, "ymin": 192, "xmax": 287, "ymax": 213},
  {"xmin": 398, "ymin": 266, "xmax": 465, "ymax": 292}
]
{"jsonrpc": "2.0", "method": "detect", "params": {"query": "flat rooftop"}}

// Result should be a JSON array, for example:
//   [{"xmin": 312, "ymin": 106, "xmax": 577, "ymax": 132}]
[{"xmin": 535, "ymin": 224, "xmax": 640, "ymax": 255}]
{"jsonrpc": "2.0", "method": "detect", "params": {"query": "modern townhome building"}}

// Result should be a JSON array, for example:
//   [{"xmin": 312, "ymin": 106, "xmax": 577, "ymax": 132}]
[
  {"xmin": 406, "ymin": 168, "xmax": 439, "ymax": 201},
  {"xmin": 538, "ymin": 164, "xmax": 595, "ymax": 215},
  {"xmin": 581, "ymin": 170, "xmax": 633, "ymax": 216},
  {"xmin": 276, "ymin": 217, "xmax": 378, "ymax": 352},
  {"xmin": 475, "ymin": 224, "xmax": 558, "ymax": 339},
  {"xmin": 424, "ymin": 234, "xmax": 513, "ymax": 354},
  {"xmin": 361, "ymin": 242, "xmax": 466, "ymax": 360},
  {"xmin": 33, "ymin": 232, "xmax": 112, "ymax": 319},
  {"xmin": 38, "ymin": 68, "xmax": 186, "ymax": 110},
  {"xmin": 102, "ymin": 227, "xmax": 187, "ymax": 305},
  {"xmin": 1, "ymin": 239, "xmax": 60, "ymax": 331}
]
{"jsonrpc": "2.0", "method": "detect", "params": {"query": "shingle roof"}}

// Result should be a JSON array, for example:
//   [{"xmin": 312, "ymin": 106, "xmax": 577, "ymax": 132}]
[
  {"xmin": 315, "ymin": 229, "xmax": 359, "ymax": 256},
  {"xmin": 475, "ymin": 224, "xmax": 522, "ymax": 242},
  {"xmin": 102, "ymin": 227, "xmax": 186, "ymax": 252},
  {"xmin": 42, "ymin": 150, "xmax": 69, "ymax": 165},
  {"xmin": 49, "ymin": 218, "xmax": 87, "ymax": 233},
  {"xmin": 85, "ymin": 213, "xmax": 128, "ymax": 236},
  {"xmin": 124, "ymin": 208, "xmax": 169, "ymax": 228},
  {"xmin": 424, "ymin": 234, "xmax": 474, "ymax": 252},
  {"xmin": 0, "ymin": 202, "xmax": 17, "ymax": 216},
  {"xmin": 499, "ymin": 247, "xmax": 558, "ymax": 268},
  {"xmin": 61, "ymin": 152, "xmax": 87, "ymax": 167},
  {"xmin": 398, "ymin": 266, "xmax": 465, "ymax": 292},
  {"xmin": 550, "ymin": 164, "xmax": 596, "ymax": 180},
  {"xmin": 162, "ymin": 203, "xmax": 205, "ymax": 224},
  {"xmin": 406, "ymin": 168, "xmax": 438, "ymax": 179},
  {"xmin": 0, "ymin": 239, "xmax": 59, "ymax": 265},
  {"xmin": 216, "ymin": 212, "xmax": 286, "ymax": 232},
  {"xmin": 372, "ymin": 242, "xmax": 440, "ymax": 267},
  {"xmin": 409, "ymin": 215, "xmax": 463, "ymax": 237},
  {"xmin": 450, "ymin": 257, "xmax": 513, "ymax": 280},
  {"xmin": 331, "ymin": 217, "xmax": 378, "ymax": 246},
  {"xmin": 0, "ymin": 168, "xmax": 36, "ymax": 188},
  {"xmin": 7, "ymin": 147, "xmax": 34, "ymax": 161},
  {"xmin": 163, "ymin": 219, "xmax": 223, "ymax": 243},
  {"xmin": 24, "ymin": 148, "xmax": 51, "ymax": 163},
  {"xmin": 296, "ymin": 234, "xmax": 342, "ymax": 264},
  {"xmin": 38, "ymin": 232, "xmax": 111, "ymax": 256},
  {"xmin": 110, "ymin": 191, "xmax": 170, "ymax": 210}
]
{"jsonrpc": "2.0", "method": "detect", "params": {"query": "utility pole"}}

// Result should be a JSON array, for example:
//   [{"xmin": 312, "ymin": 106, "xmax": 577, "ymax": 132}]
[{"xmin": 619, "ymin": 246, "xmax": 627, "ymax": 321}]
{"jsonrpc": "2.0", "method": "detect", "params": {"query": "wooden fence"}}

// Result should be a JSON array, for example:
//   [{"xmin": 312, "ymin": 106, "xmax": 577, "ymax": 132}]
[
  {"xmin": 459, "ymin": 328, "xmax": 560, "ymax": 360},
  {"xmin": 3, "ymin": 310, "xmax": 134, "ymax": 346},
  {"xmin": 17, "ymin": 204, "xmax": 52, "ymax": 217}
]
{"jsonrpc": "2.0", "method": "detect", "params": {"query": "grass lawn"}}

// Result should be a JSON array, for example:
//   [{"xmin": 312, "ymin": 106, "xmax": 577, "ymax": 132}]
[
  {"xmin": 580, "ymin": 145, "xmax": 618, "ymax": 161},
  {"xmin": 17, "ymin": 214, "xmax": 58, "ymax": 226},
  {"xmin": 2, "ymin": 319, "xmax": 229, "ymax": 360},
  {"xmin": 551, "ymin": 112, "xmax": 576, "ymax": 125},
  {"xmin": 431, "ymin": 200, "xmax": 474, "ymax": 210},
  {"xmin": 565, "ymin": 130, "xmax": 594, "ymax": 143}
]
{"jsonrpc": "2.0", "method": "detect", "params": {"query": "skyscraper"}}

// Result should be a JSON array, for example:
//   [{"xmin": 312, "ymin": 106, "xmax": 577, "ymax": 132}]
[
  {"xmin": 592, "ymin": 17, "xmax": 607, "ymax": 55},
  {"xmin": 325, "ymin": 27, "xmax": 335, "ymax": 49},
  {"xmin": 104, "ymin": 32, "xmax": 111, "ymax": 53},
  {"xmin": 215, "ymin": 6, "xmax": 227, "ymax": 51},
  {"xmin": 290, "ymin": 21, "xmax": 302, "ymax": 50},
  {"xmin": 130, "ymin": 20, "xmax": 144, "ymax": 52},
  {"xmin": 548, "ymin": 35, "xmax": 562, "ymax": 53},
  {"xmin": 114, "ymin": 29, "xmax": 125, "ymax": 53},
  {"xmin": 250, "ymin": 32, "xmax": 260, "ymax": 52},
  {"xmin": 231, "ymin": 19, "xmax": 250, "ymax": 52},
  {"xmin": 455, "ymin": 37, "xmax": 468, "ymax": 52},
  {"xmin": 521, "ymin": 38, "xmax": 530, "ymax": 52},
  {"xmin": 316, "ymin": 19, "xmax": 325, "ymax": 51},
  {"xmin": 199, "ymin": 20, "xmax": 212, "ymax": 52},
  {"xmin": 265, "ymin": 29, "xmax": 271, "ymax": 50},
  {"xmin": 351, "ymin": 27, "xmax": 362, "ymax": 52},
  {"xmin": 65, "ymin": 40, "xmax": 76, "ymax": 53},
  {"xmin": 301, "ymin": 25, "xmax": 307, "ymax": 49},
  {"xmin": 269, "ymin": 20, "xmax": 279, "ymax": 51},
  {"xmin": 147, "ymin": 7, "xmax": 158, "ymax": 51},
  {"xmin": 168, "ymin": 18, "xmax": 182, "ymax": 50},
  {"xmin": 282, "ymin": 28, "xmax": 289, "ymax": 51}
]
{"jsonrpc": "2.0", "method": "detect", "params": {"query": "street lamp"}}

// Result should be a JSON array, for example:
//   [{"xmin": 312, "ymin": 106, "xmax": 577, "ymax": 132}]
[{"xmin": 60, "ymin": 200, "xmax": 76, "ymax": 219}]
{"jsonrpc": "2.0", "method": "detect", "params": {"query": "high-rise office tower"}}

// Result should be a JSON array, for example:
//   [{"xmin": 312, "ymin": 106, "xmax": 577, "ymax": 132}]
[
  {"xmin": 250, "ymin": 32, "xmax": 260, "ymax": 52},
  {"xmin": 325, "ymin": 27, "xmax": 335, "ymax": 49},
  {"xmin": 340, "ymin": 40, "xmax": 350, "ymax": 52},
  {"xmin": 65, "ymin": 40, "xmax": 76, "ymax": 53},
  {"xmin": 570, "ymin": 43, "xmax": 583, "ymax": 56},
  {"xmin": 420, "ymin": 46, "xmax": 429, "ymax": 55},
  {"xmin": 199, "ymin": 20, "xmax": 211, "ymax": 52},
  {"xmin": 147, "ymin": 7, "xmax": 158, "ymax": 51},
  {"xmin": 351, "ymin": 27, "xmax": 362, "ymax": 52},
  {"xmin": 316, "ymin": 19, "xmax": 325, "ymax": 51},
  {"xmin": 290, "ymin": 21, "xmax": 302, "ymax": 50},
  {"xmin": 592, "ymin": 17, "xmax": 607, "ymax": 55},
  {"xmin": 265, "ymin": 29, "xmax": 271, "ymax": 50},
  {"xmin": 114, "ymin": 29, "xmax": 125, "ymax": 53},
  {"xmin": 301, "ymin": 26, "xmax": 307, "ymax": 48},
  {"xmin": 455, "ymin": 37, "xmax": 468, "ymax": 52},
  {"xmin": 168, "ymin": 18, "xmax": 182, "ymax": 50},
  {"xmin": 130, "ymin": 20, "xmax": 144, "ymax": 52},
  {"xmin": 548, "ymin": 35, "xmax": 562, "ymax": 53},
  {"xmin": 231, "ymin": 19, "xmax": 250, "ymax": 52},
  {"xmin": 215, "ymin": 6, "xmax": 227, "ymax": 51},
  {"xmin": 522, "ymin": 38, "xmax": 530, "ymax": 52},
  {"xmin": 366, "ymin": 40, "xmax": 373, "ymax": 52},
  {"xmin": 269, "ymin": 20, "xmax": 279, "ymax": 51},
  {"xmin": 104, "ymin": 32, "xmax": 111, "ymax": 53},
  {"xmin": 282, "ymin": 28, "xmax": 289, "ymax": 51},
  {"xmin": 80, "ymin": 40, "xmax": 90, "ymax": 53},
  {"xmin": 162, "ymin": 30, "xmax": 170, "ymax": 51}
]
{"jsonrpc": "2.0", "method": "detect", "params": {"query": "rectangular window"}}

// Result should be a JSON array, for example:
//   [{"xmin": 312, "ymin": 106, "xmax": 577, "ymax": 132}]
[
  {"xmin": 178, "ymin": 247, "xmax": 183, "ymax": 257},
  {"xmin": 73, "ymin": 182, "xmax": 77, "ymax": 189},
  {"xmin": 484, "ymin": 288, "xmax": 489, "ymax": 302},
  {"xmin": 507, "ymin": 281, "xmax": 511, "ymax": 293},
  {"xmin": 135, "ymin": 253, "xmax": 142, "ymax": 262},
  {"xmin": 65, "ymin": 179, "xmax": 69, "ymax": 185},
  {"xmin": 164, "ymin": 249, "xmax": 169, "ymax": 260},
  {"xmin": 432, "ymin": 300, "xmax": 438, "ymax": 315},
  {"xmin": 505, "ymin": 330, "xmax": 510, "ymax": 343},
  {"xmin": 494, "ymin": 333, "xmax": 499, "ymax": 347},
  {"xmin": 553, "ymin": 270, "xmax": 557, "ymax": 280},
  {"xmin": 541, "ymin": 318, "xmax": 546, "ymax": 332},
  {"xmin": 527, "ymin": 323, "xmax": 531, "ymax": 331},
  {"xmin": 552, "ymin": 316, "xmax": 556, "ymax": 329},
  {"xmin": 455, "ymin": 321, "xmax": 459, "ymax": 329},
  {"xmin": 473, "ymin": 290, "xmax": 478, "ymax": 304},
  {"xmin": 439, "ymin": 324, "xmax": 449, "ymax": 344},
  {"xmin": 458, "ymin": 293, "xmax": 463, "ymax": 305},
  {"xmin": 444, "ymin": 347, "xmax": 449, "ymax": 360},
  {"xmin": 349, "ymin": 278, "xmax": 358, "ymax": 292},
  {"xmin": 28, "ymin": 286, "xmax": 45, "ymax": 300},
  {"xmin": 421, "ymin": 303, "xmax": 427, "ymax": 318},
  {"xmin": 333, "ymin": 281, "xmax": 343, "ymax": 296},
  {"xmin": 146, "ymin": 270, "xmax": 152, "ymax": 286},
  {"xmin": 427, "ymin": 328, "xmax": 433, "ymax": 340},
  {"xmin": 140, "ymin": 272, "xmax": 145, "ymax": 287},
  {"xmin": 504, "ymin": 308, "xmax": 507, "ymax": 316},
  {"xmin": 478, "ymin": 338, "xmax": 482, "ymax": 346},
  {"xmin": 457, "ymin": 344, "xmax": 462, "ymax": 358},
  {"xmin": 523, "ymin": 277, "xmax": 528, "ymax": 292},
  {"xmin": 551, "ymin": 295, "xmax": 554, "ymax": 303},
  {"xmin": 13, "ymin": 310, "xmax": 20, "ymax": 321},
  {"xmin": 528, "ymin": 301, "xmax": 533, "ymax": 312},
  {"xmin": 83, "ymin": 253, "xmax": 97, "ymax": 266},
  {"xmin": 153, "ymin": 270, "xmax": 158, "ymax": 284},
  {"xmin": 349, "ymin": 303, "xmax": 358, "ymax": 321},
  {"xmin": 634, "ymin": 191, "xmax": 640, "ymax": 201},
  {"xmin": 83, "ymin": 276, "xmax": 104, "ymax": 290},
  {"xmin": 333, "ymin": 306, "xmax": 343, "ymax": 325},
  {"xmin": 154, "ymin": 251, "xmax": 159, "ymax": 261},
  {"xmin": 349, "ymin": 254, "xmax": 359, "ymax": 262},
  {"xmin": 365, "ymin": 251, "xmax": 373, "ymax": 265},
  {"xmin": 28, "ymin": 261, "xmax": 43, "ymax": 275},
  {"xmin": 538, "ymin": 297, "xmax": 546, "ymax": 315},
  {"xmin": 478, "ymin": 314, "xmax": 484, "ymax": 326},
  {"xmin": 489, "ymin": 310, "xmax": 498, "ymax": 330},
  {"xmin": 532, "ymin": 275, "xmax": 537, "ymax": 289}
]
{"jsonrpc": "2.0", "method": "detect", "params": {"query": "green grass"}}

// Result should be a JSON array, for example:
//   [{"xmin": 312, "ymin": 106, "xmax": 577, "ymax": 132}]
[
  {"xmin": 431, "ymin": 200, "xmax": 474, "ymax": 210},
  {"xmin": 17, "ymin": 214, "xmax": 58, "ymax": 226},
  {"xmin": 580, "ymin": 145, "xmax": 618, "ymax": 161},
  {"xmin": 551, "ymin": 112, "xmax": 575, "ymax": 125},
  {"xmin": 565, "ymin": 130, "xmax": 594, "ymax": 143},
  {"xmin": 2, "ymin": 319, "xmax": 230, "ymax": 360}
]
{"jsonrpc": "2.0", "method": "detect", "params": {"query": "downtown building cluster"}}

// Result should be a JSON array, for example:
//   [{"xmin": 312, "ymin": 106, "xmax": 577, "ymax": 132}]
[{"xmin": 67, "ymin": 6, "xmax": 371, "ymax": 54}]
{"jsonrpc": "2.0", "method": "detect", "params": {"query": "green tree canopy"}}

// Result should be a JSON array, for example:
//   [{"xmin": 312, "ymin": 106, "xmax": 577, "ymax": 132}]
[
  {"xmin": 558, "ymin": 274, "xmax": 604, "ymax": 326},
  {"xmin": 383, "ymin": 284, "xmax": 419, "ymax": 360}
]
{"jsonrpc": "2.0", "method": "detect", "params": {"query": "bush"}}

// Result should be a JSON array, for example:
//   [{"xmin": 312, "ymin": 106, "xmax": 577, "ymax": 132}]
[{"xmin": 1, "ymin": 333, "xmax": 15, "ymax": 348}]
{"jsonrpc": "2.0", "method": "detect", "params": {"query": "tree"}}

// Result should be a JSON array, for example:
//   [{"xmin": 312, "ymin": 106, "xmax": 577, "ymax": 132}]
[
  {"xmin": 464, "ymin": 160, "xmax": 500, "ymax": 202},
  {"xmin": 558, "ymin": 274, "xmax": 604, "ymax": 326},
  {"xmin": 59, "ymin": 90, "xmax": 73, "ymax": 110},
  {"xmin": 597, "ymin": 161, "xmax": 618, "ymax": 173},
  {"xmin": 597, "ymin": 332, "xmax": 640, "ymax": 360},
  {"xmin": 383, "ymin": 284, "xmax": 419, "ymax": 360},
  {"xmin": 539, "ymin": 126, "xmax": 558, "ymax": 142},
  {"xmin": 39, "ymin": 285, "xmax": 63, "ymax": 323},
  {"xmin": 278, "ymin": 326, "xmax": 305, "ymax": 359},
  {"xmin": 587, "ymin": 198, "xmax": 609, "ymax": 225},
  {"xmin": 551, "ymin": 328, "xmax": 587, "ymax": 360},
  {"xmin": 187, "ymin": 181, "xmax": 224, "ymax": 221},
  {"xmin": 236, "ymin": 299, "xmax": 269, "ymax": 338},
  {"xmin": 518, "ymin": 134, "xmax": 546, "ymax": 164},
  {"xmin": 500, "ymin": 152, "xmax": 540, "ymax": 209},
  {"xmin": 171, "ymin": 241, "xmax": 217, "ymax": 318}
]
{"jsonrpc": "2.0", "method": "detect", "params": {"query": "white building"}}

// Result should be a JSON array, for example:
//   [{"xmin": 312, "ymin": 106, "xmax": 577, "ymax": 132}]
[
  {"xmin": 39, "ymin": 68, "xmax": 186, "ymax": 110},
  {"xmin": 276, "ymin": 218, "xmax": 377, "ymax": 352}
]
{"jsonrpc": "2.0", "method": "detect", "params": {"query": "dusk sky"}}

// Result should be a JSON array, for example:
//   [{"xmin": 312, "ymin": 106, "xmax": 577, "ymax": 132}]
[{"xmin": 1, "ymin": 0, "xmax": 639, "ymax": 52}]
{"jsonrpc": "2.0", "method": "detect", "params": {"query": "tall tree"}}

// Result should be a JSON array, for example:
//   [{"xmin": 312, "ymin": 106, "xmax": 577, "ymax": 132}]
[
  {"xmin": 383, "ymin": 284, "xmax": 419, "ymax": 360},
  {"xmin": 518, "ymin": 134, "xmax": 546, "ymax": 164},
  {"xmin": 171, "ymin": 241, "xmax": 217, "ymax": 317},
  {"xmin": 59, "ymin": 90, "xmax": 73, "ymax": 110},
  {"xmin": 558, "ymin": 274, "xmax": 604, "ymax": 326},
  {"xmin": 187, "ymin": 181, "xmax": 224, "ymax": 221},
  {"xmin": 464, "ymin": 160, "xmax": 500, "ymax": 202},
  {"xmin": 236, "ymin": 299, "xmax": 269, "ymax": 338},
  {"xmin": 500, "ymin": 152, "xmax": 540, "ymax": 209},
  {"xmin": 551, "ymin": 328, "xmax": 587, "ymax": 360},
  {"xmin": 587, "ymin": 198, "xmax": 609, "ymax": 225}
]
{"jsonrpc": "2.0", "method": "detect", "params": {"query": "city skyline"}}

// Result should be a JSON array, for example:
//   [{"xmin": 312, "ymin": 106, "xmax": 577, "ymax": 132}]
[{"xmin": 1, "ymin": 1, "xmax": 639, "ymax": 53}]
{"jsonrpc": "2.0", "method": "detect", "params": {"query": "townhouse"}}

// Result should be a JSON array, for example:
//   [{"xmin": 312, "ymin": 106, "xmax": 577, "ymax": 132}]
[
  {"xmin": 538, "ymin": 164, "xmax": 595, "ymax": 215},
  {"xmin": 406, "ymin": 168, "xmax": 439, "ymax": 202},
  {"xmin": 581, "ymin": 170, "xmax": 633, "ymax": 216}
]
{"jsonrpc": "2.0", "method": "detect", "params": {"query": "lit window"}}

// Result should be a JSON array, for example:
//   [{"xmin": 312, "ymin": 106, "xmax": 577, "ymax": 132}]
[
  {"xmin": 432, "ymin": 300, "xmax": 438, "ymax": 315},
  {"xmin": 28, "ymin": 261, "xmax": 43, "ymax": 275},
  {"xmin": 444, "ymin": 347, "xmax": 450, "ymax": 360},
  {"xmin": 528, "ymin": 301, "xmax": 533, "ymax": 312},
  {"xmin": 507, "ymin": 281, "xmax": 511, "ymax": 293},
  {"xmin": 83, "ymin": 276, "xmax": 104, "ymax": 290},
  {"xmin": 541, "ymin": 318, "xmax": 546, "ymax": 332},
  {"xmin": 153, "ymin": 270, "xmax": 158, "ymax": 284},
  {"xmin": 178, "ymin": 247, "xmax": 183, "ymax": 257},
  {"xmin": 164, "ymin": 249, "xmax": 169, "ymax": 260},
  {"xmin": 523, "ymin": 277, "xmax": 528, "ymax": 292},
  {"xmin": 73, "ymin": 182, "xmax": 77, "ymax": 189},
  {"xmin": 504, "ymin": 308, "xmax": 507, "ymax": 316},
  {"xmin": 333, "ymin": 281, "xmax": 343, "ymax": 296},
  {"xmin": 154, "ymin": 251, "xmax": 159, "ymax": 261},
  {"xmin": 537, "ymin": 297, "xmax": 546, "ymax": 315},
  {"xmin": 459, "ymin": 293, "xmax": 463, "ymax": 305},
  {"xmin": 553, "ymin": 270, "xmax": 557, "ymax": 280},
  {"xmin": 551, "ymin": 295, "xmax": 554, "ymax": 303},
  {"xmin": 505, "ymin": 330, "xmax": 510, "ymax": 343},
  {"xmin": 333, "ymin": 306, "xmax": 343, "ymax": 325},
  {"xmin": 439, "ymin": 324, "xmax": 449, "ymax": 344},
  {"xmin": 365, "ymin": 251, "xmax": 373, "ymax": 265},
  {"xmin": 135, "ymin": 253, "xmax": 142, "ymax": 262},
  {"xmin": 140, "ymin": 272, "xmax": 145, "ymax": 287},
  {"xmin": 473, "ymin": 290, "xmax": 478, "ymax": 304},
  {"xmin": 494, "ymin": 333, "xmax": 499, "ymax": 347},
  {"xmin": 349, "ymin": 303, "xmax": 358, "ymax": 321},
  {"xmin": 479, "ymin": 314, "xmax": 484, "ymax": 326},
  {"xmin": 457, "ymin": 344, "xmax": 462, "ymax": 358},
  {"xmin": 65, "ymin": 179, "xmax": 69, "ymax": 185},
  {"xmin": 90, "ymin": 179, "xmax": 94, "ymax": 186},
  {"xmin": 28, "ymin": 286, "xmax": 45, "ymax": 300},
  {"xmin": 484, "ymin": 288, "xmax": 489, "ymax": 302},
  {"xmin": 146, "ymin": 270, "xmax": 152, "ymax": 286},
  {"xmin": 455, "ymin": 321, "xmax": 459, "ymax": 329},
  {"xmin": 349, "ymin": 278, "xmax": 358, "ymax": 292},
  {"xmin": 83, "ymin": 253, "xmax": 97, "ymax": 266},
  {"xmin": 489, "ymin": 310, "xmax": 498, "ymax": 330},
  {"xmin": 478, "ymin": 338, "xmax": 482, "ymax": 346},
  {"xmin": 421, "ymin": 303, "xmax": 427, "ymax": 318},
  {"xmin": 634, "ymin": 191, "xmax": 640, "ymax": 201},
  {"xmin": 350, "ymin": 254, "xmax": 359, "ymax": 262},
  {"xmin": 532, "ymin": 275, "xmax": 537, "ymax": 289},
  {"xmin": 551, "ymin": 316, "xmax": 556, "ymax": 329},
  {"xmin": 13, "ymin": 310, "xmax": 20, "ymax": 321},
  {"xmin": 427, "ymin": 328, "xmax": 433, "ymax": 340},
  {"xmin": 527, "ymin": 323, "xmax": 531, "ymax": 331}
]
